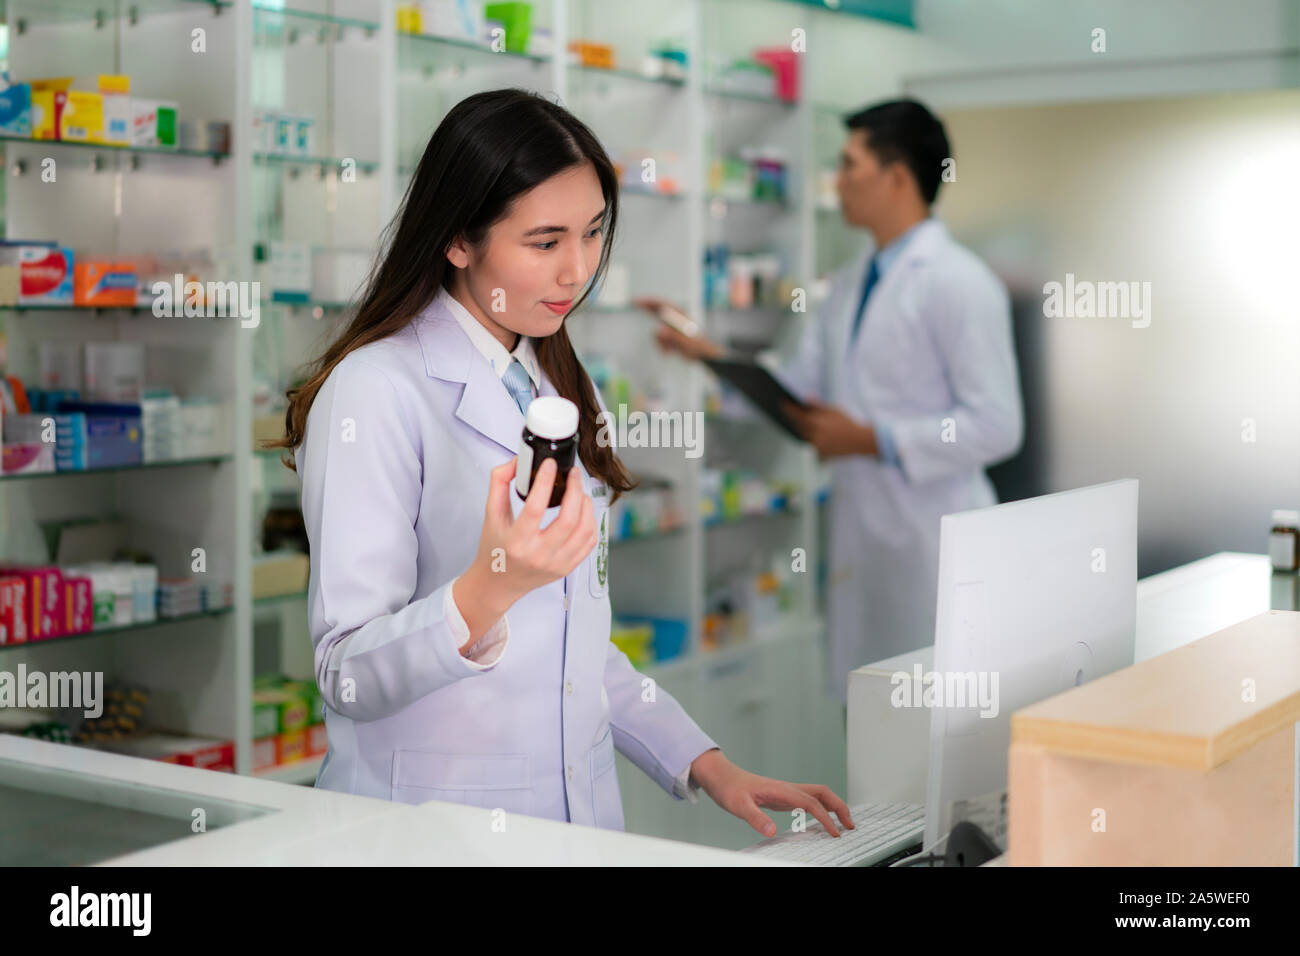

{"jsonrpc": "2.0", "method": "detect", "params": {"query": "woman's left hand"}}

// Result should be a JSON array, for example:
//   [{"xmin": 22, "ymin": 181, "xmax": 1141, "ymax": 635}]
[{"xmin": 690, "ymin": 749, "xmax": 854, "ymax": 838}]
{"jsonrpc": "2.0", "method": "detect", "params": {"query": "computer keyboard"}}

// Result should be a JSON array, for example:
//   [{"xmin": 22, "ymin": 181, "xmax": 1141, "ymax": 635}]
[{"xmin": 740, "ymin": 802, "xmax": 925, "ymax": 866}]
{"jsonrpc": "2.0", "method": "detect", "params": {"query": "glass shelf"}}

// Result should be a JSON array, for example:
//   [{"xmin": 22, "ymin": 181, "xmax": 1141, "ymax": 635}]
[
  {"xmin": 253, "ymin": 589, "xmax": 307, "ymax": 605},
  {"xmin": 570, "ymin": 63, "xmax": 686, "ymax": 89},
  {"xmin": 704, "ymin": 85, "xmax": 796, "ymax": 107},
  {"xmin": 251, "ymin": 2, "xmax": 377, "ymax": 31},
  {"xmin": 398, "ymin": 29, "xmax": 550, "ymax": 68},
  {"xmin": 0, "ymin": 0, "xmax": 229, "ymax": 27},
  {"xmin": 610, "ymin": 523, "xmax": 687, "ymax": 546},
  {"xmin": 0, "ymin": 455, "xmax": 232, "ymax": 482},
  {"xmin": 0, "ymin": 606, "xmax": 234, "ymax": 651},
  {"xmin": 704, "ymin": 505, "xmax": 802, "ymax": 529},
  {"xmin": 0, "ymin": 303, "xmax": 158, "ymax": 314},
  {"xmin": 621, "ymin": 184, "xmax": 685, "ymax": 200},
  {"xmin": 253, "ymin": 152, "xmax": 379, "ymax": 174},
  {"xmin": 0, "ymin": 133, "xmax": 228, "ymax": 163},
  {"xmin": 705, "ymin": 192, "xmax": 791, "ymax": 209},
  {"xmin": 262, "ymin": 297, "xmax": 358, "ymax": 311}
]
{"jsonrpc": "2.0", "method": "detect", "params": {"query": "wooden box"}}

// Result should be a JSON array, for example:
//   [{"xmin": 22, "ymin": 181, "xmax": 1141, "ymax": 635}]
[{"xmin": 1009, "ymin": 610, "xmax": 1300, "ymax": 865}]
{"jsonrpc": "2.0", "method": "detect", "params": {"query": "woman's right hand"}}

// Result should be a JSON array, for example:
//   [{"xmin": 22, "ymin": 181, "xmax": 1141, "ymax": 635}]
[{"xmin": 453, "ymin": 456, "xmax": 597, "ymax": 645}]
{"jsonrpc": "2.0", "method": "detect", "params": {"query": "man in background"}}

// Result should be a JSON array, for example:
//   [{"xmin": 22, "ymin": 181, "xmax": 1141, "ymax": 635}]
[{"xmin": 645, "ymin": 99, "xmax": 1023, "ymax": 719}]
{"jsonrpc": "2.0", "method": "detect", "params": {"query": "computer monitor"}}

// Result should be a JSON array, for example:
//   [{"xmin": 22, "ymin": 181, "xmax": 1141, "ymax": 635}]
[{"xmin": 923, "ymin": 479, "xmax": 1139, "ymax": 848}]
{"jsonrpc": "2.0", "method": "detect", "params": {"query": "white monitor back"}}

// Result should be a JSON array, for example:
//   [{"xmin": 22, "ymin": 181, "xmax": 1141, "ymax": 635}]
[{"xmin": 923, "ymin": 479, "xmax": 1139, "ymax": 847}]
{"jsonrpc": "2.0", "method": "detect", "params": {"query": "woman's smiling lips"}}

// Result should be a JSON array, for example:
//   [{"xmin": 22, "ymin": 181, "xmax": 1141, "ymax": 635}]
[{"xmin": 542, "ymin": 299, "xmax": 572, "ymax": 314}]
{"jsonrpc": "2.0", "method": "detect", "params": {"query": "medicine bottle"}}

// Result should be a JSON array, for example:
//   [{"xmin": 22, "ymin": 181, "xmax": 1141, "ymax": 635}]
[
  {"xmin": 515, "ymin": 396, "xmax": 579, "ymax": 508},
  {"xmin": 1268, "ymin": 509, "xmax": 1299, "ymax": 572}
]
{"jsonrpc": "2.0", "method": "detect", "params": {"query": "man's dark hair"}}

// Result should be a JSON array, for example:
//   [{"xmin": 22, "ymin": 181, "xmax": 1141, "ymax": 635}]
[{"xmin": 844, "ymin": 98, "xmax": 950, "ymax": 205}]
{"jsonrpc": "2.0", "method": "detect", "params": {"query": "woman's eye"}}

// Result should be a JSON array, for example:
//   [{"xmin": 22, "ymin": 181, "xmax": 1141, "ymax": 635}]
[{"xmin": 534, "ymin": 228, "xmax": 600, "ymax": 251}]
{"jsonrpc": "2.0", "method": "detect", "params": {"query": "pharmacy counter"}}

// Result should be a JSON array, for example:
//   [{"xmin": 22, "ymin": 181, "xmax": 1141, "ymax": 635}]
[
  {"xmin": 1134, "ymin": 551, "xmax": 1286, "ymax": 661},
  {"xmin": 847, "ymin": 551, "xmax": 1286, "ymax": 819},
  {"xmin": 0, "ymin": 735, "xmax": 786, "ymax": 866},
  {"xmin": 6, "ymin": 551, "xmax": 1279, "ymax": 867}
]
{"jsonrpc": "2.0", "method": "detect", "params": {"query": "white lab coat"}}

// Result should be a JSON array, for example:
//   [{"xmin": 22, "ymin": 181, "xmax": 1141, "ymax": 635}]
[
  {"xmin": 763, "ymin": 218, "xmax": 1023, "ymax": 702},
  {"xmin": 295, "ymin": 294, "xmax": 718, "ymax": 827}
]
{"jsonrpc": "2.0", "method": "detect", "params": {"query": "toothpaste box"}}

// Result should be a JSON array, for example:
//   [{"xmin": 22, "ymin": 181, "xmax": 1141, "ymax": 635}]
[
  {"xmin": 0, "ymin": 81, "xmax": 32, "ymax": 136},
  {"xmin": 30, "ymin": 76, "xmax": 129, "ymax": 144},
  {"xmin": 65, "ymin": 576, "xmax": 92, "ymax": 634},
  {"xmin": 99, "ymin": 734, "xmax": 236, "ymax": 772},
  {"xmin": 30, "ymin": 89, "xmax": 65, "ymax": 140},
  {"xmin": 98, "ymin": 77, "xmax": 131, "ymax": 146},
  {"xmin": 1, "ymin": 442, "xmax": 55, "ymax": 474},
  {"xmin": 0, "ymin": 575, "xmax": 28, "ymax": 645},
  {"xmin": 59, "ymin": 90, "xmax": 104, "ymax": 143},
  {"xmin": 0, "ymin": 566, "xmax": 64, "ymax": 640},
  {"xmin": 75, "ymin": 261, "xmax": 137, "ymax": 306},
  {"xmin": 0, "ymin": 244, "xmax": 75, "ymax": 305},
  {"xmin": 131, "ymin": 98, "xmax": 177, "ymax": 148}
]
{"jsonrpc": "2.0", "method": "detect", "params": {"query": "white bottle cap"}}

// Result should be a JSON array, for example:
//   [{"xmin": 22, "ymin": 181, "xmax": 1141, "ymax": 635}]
[
  {"xmin": 524, "ymin": 396, "xmax": 578, "ymax": 441},
  {"xmin": 1271, "ymin": 509, "xmax": 1299, "ymax": 525}
]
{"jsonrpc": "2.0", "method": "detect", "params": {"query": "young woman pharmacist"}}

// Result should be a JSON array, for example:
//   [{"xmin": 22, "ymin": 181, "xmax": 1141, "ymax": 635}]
[{"xmin": 274, "ymin": 89, "xmax": 852, "ymax": 840}]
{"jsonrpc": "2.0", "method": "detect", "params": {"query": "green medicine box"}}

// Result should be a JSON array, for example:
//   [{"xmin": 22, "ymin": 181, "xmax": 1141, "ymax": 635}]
[
  {"xmin": 253, "ymin": 686, "xmax": 310, "ymax": 737},
  {"xmin": 484, "ymin": 3, "xmax": 532, "ymax": 54}
]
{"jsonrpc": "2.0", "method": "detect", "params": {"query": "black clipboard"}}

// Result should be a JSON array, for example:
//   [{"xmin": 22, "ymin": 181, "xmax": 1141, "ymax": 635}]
[{"xmin": 703, "ymin": 358, "xmax": 808, "ymax": 440}]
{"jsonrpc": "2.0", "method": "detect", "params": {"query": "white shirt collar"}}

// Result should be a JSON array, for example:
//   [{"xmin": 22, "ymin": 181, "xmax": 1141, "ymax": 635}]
[{"xmin": 436, "ymin": 286, "xmax": 541, "ymax": 390}]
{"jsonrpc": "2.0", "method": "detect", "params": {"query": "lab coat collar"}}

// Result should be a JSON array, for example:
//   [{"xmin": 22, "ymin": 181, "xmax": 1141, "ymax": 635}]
[
  {"xmin": 878, "ymin": 216, "xmax": 947, "ymax": 274},
  {"xmin": 844, "ymin": 218, "xmax": 949, "ymax": 355},
  {"xmin": 857, "ymin": 216, "xmax": 947, "ymax": 277},
  {"xmin": 435, "ymin": 286, "xmax": 542, "ymax": 391},
  {"xmin": 413, "ymin": 292, "xmax": 558, "ymax": 456},
  {"xmin": 854, "ymin": 219, "xmax": 948, "ymax": 315}
]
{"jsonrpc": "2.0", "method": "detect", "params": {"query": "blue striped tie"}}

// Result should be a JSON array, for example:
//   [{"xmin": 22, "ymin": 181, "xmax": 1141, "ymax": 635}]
[
  {"xmin": 502, "ymin": 358, "xmax": 535, "ymax": 414},
  {"xmin": 850, "ymin": 255, "xmax": 880, "ymax": 344}
]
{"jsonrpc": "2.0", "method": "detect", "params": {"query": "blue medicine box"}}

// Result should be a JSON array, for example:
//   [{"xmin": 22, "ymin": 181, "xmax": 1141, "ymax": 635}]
[
  {"xmin": 54, "ymin": 402, "xmax": 142, "ymax": 468},
  {"xmin": 0, "ymin": 81, "xmax": 32, "ymax": 136}
]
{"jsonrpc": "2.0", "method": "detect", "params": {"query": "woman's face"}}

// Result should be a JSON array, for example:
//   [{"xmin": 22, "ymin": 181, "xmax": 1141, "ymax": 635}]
[{"xmin": 446, "ymin": 162, "xmax": 607, "ymax": 349}]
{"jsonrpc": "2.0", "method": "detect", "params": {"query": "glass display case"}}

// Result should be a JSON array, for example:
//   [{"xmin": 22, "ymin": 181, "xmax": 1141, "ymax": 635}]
[
  {"xmin": 0, "ymin": 753, "xmax": 269, "ymax": 865},
  {"xmin": 0, "ymin": 736, "xmax": 281, "ymax": 865}
]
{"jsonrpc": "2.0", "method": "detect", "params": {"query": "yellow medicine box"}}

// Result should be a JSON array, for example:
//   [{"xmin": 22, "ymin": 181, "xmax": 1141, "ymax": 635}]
[{"xmin": 59, "ymin": 91, "xmax": 105, "ymax": 142}]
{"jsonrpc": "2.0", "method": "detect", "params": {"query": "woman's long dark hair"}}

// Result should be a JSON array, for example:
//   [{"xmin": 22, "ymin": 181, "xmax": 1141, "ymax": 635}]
[{"xmin": 269, "ymin": 88, "xmax": 636, "ymax": 500}]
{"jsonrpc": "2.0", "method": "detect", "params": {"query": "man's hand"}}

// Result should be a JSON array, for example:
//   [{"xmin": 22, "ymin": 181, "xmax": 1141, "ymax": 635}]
[
  {"xmin": 784, "ymin": 399, "xmax": 878, "ymax": 459},
  {"xmin": 690, "ymin": 748, "xmax": 855, "ymax": 838},
  {"xmin": 632, "ymin": 296, "xmax": 726, "ymax": 361}
]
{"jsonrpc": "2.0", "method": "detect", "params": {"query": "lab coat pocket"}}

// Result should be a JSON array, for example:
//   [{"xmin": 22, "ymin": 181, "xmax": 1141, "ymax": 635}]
[
  {"xmin": 588, "ymin": 482, "xmax": 610, "ymax": 599},
  {"xmin": 390, "ymin": 749, "xmax": 533, "ymax": 816},
  {"xmin": 588, "ymin": 727, "xmax": 624, "ymax": 831}
]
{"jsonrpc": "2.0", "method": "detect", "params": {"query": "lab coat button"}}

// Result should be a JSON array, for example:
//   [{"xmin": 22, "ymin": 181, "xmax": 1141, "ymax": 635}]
[
  {"xmin": 563, "ymin": 595, "xmax": 570, "ymax": 611},
  {"xmin": 566, "ymin": 765, "xmax": 573, "ymax": 781},
  {"xmin": 565, "ymin": 681, "xmax": 573, "ymax": 696}
]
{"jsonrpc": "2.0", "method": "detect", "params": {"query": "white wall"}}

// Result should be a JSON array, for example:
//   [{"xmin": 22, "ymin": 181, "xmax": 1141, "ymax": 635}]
[{"xmin": 937, "ymin": 90, "xmax": 1300, "ymax": 574}]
